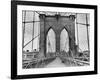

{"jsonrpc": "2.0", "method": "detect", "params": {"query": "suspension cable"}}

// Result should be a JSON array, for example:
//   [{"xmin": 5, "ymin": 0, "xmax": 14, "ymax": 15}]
[
  {"xmin": 22, "ymin": 11, "xmax": 26, "ymax": 49},
  {"xmin": 32, "ymin": 11, "xmax": 35, "ymax": 50},
  {"xmin": 23, "ymin": 34, "xmax": 40, "ymax": 48},
  {"xmin": 86, "ymin": 14, "xmax": 90, "ymax": 51}
]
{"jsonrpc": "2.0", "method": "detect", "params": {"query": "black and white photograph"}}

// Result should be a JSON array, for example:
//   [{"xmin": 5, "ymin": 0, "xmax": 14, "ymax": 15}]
[
  {"xmin": 22, "ymin": 11, "xmax": 90, "ymax": 69},
  {"xmin": 11, "ymin": 1, "xmax": 97, "ymax": 79}
]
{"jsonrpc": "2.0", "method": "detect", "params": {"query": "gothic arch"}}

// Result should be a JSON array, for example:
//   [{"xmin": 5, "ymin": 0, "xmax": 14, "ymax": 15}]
[
  {"xmin": 60, "ymin": 28, "xmax": 69, "ymax": 52},
  {"xmin": 46, "ymin": 28, "xmax": 56, "ymax": 53},
  {"xmin": 39, "ymin": 14, "xmax": 76, "ymax": 57},
  {"xmin": 46, "ymin": 26, "xmax": 56, "ymax": 36}
]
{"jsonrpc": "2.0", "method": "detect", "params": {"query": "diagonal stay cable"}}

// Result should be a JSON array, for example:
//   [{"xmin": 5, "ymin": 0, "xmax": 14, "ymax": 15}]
[
  {"xmin": 23, "ymin": 19, "xmax": 53, "ymax": 49},
  {"xmin": 23, "ymin": 34, "xmax": 40, "ymax": 48}
]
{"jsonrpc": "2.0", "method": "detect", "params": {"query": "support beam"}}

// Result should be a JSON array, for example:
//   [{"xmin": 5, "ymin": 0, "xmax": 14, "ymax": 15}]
[
  {"xmin": 39, "ymin": 14, "xmax": 46, "ymax": 58},
  {"xmin": 56, "ymin": 32, "xmax": 60, "ymax": 53}
]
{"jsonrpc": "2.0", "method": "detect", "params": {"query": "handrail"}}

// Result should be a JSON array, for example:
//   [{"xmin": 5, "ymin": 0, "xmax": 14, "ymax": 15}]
[{"xmin": 62, "ymin": 57, "xmax": 90, "ymax": 66}]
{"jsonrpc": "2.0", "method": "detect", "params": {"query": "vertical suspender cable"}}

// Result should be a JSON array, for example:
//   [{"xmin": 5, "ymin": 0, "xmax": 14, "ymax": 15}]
[
  {"xmin": 76, "ymin": 13, "xmax": 79, "ymax": 52},
  {"xmin": 22, "ymin": 11, "xmax": 26, "ymax": 50},
  {"xmin": 37, "ymin": 13, "xmax": 40, "ymax": 51},
  {"xmin": 86, "ymin": 14, "xmax": 90, "ymax": 51},
  {"xmin": 32, "ymin": 11, "xmax": 35, "ymax": 51}
]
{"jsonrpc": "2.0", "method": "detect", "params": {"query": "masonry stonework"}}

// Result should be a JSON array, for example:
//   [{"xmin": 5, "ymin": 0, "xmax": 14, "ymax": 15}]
[{"xmin": 39, "ymin": 14, "xmax": 77, "ymax": 57}]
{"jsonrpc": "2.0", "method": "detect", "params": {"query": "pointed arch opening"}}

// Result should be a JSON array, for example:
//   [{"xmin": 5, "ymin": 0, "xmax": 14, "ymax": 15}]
[
  {"xmin": 46, "ymin": 28, "xmax": 56, "ymax": 54},
  {"xmin": 60, "ymin": 28, "xmax": 69, "ymax": 53}
]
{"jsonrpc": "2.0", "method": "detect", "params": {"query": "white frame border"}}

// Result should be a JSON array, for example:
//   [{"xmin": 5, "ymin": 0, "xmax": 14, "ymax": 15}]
[{"xmin": 17, "ymin": 5, "xmax": 94, "ymax": 75}]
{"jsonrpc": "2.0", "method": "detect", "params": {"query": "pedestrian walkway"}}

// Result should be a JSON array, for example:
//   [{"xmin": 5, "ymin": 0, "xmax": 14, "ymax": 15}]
[{"xmin": 45, "ymin": 57, "xmax": 66, "ymax": 68}]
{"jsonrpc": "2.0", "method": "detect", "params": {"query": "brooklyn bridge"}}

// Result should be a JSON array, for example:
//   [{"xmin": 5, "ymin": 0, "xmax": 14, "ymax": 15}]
[{"xmin": 22, "ymin": 11, "xmax": 90, "ymax": 69}]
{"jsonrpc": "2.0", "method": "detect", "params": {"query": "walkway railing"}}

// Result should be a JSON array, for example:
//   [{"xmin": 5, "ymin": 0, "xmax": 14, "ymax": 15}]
[
  {"xmin": 60, "ymin": 55, "xmax": 90, "ymax": 66},
  {"xmin": 23, "ymin": 55, "xmax": 56, "ymax": 69}
]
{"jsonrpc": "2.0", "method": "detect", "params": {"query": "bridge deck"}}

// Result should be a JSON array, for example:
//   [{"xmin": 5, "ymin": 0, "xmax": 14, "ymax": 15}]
[
  {"xmin": 44, "ymin": 57, "xmax": 66, "ymax": 68},
  {"xmin": 23, "ymin": 54, "xmax": 89, "ymax": 68}
]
